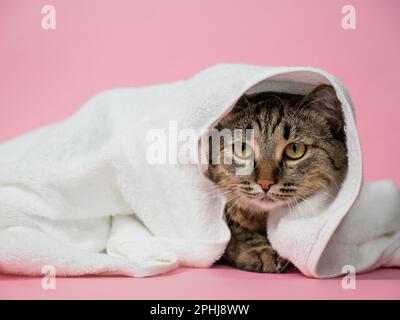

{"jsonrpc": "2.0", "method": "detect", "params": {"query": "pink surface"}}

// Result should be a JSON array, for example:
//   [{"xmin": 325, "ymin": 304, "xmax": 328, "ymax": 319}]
[{"xmin": 1, "ymin": 266, "xmax": 400, "ymax": 300}]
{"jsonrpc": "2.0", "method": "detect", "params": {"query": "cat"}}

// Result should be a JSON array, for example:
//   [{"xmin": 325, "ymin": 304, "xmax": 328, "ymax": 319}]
[{"xmin": 207, "ymin": 84, "xmax": 348, "ymax": 273}]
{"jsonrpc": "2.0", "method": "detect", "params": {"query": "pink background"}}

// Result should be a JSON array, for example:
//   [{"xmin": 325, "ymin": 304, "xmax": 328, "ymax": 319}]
[
  {"xmin": 0, "ymin": 0, "xmax": 400, "ymax": 183},
  {"xmin": 0, "ymin": 0, "xmax": 399, "ymax": 183},
  {"xmin": 0, "ymin": 0, "xmax": 400, "ymax": 300}
]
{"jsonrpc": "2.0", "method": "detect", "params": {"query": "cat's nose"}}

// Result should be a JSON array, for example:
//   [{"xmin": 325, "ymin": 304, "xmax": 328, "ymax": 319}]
[{"xmin": 257, "ymin": 179, "xmax": 274, "ymax": 192}]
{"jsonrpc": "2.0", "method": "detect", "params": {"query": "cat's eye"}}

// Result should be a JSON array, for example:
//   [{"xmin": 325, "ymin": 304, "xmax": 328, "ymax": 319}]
[
  {"xmin": 234, "ymin": 143, "xmax": 254, "ymax": 159},
  {"xmin": 284, "ymin": 142, "xmax": 307, "ymax": 160}
]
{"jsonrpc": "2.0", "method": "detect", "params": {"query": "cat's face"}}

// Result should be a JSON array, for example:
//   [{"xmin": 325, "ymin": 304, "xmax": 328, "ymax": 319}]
[{"xmin": 207, "ymin": 85, "xmax": 348, "ymax": 212}]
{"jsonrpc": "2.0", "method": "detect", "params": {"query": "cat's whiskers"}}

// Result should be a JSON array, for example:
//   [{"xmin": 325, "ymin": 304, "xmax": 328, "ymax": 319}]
[
  {"xmin": 205, "ymin": 183, "xmax": 238, "ymax": 198},
  {"xmin": 295, "ymin": 191, "xmax": 317, "ymax": 216},
  {"xmin": 300, "ymin": 185, "xmax": 337, "ymax": 200},
  {"xmin": 287, "ymin": 198, "xmax": 294, "ymax": 215},
  {"xmin": 225, "ymin": 192, "xmax": 242, "ymax": 203},
  {"xmin": 331, "ymin": 179, "xmax": 341, "ymax": 192},
  {"xmin": 225, "ymin": 195, "xmax": 244, "ymax": 224},
  {"xmin": 277, "ymin": 257, "xmax": 292, "ymax": 273},
  {"xmin": 225, "ymin": 188, "xmax": 243, "ymax": 203}
]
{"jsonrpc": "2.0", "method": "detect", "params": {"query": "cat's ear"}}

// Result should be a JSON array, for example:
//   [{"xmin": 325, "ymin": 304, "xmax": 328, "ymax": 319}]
[
  {"xmin": 215, "ymin": 95, "xmax": 250, "ymax": 131},
  {"xmin": 230, "ymin": 95, "xmax": 251, "ymax": 114},
  {"xmin": 301, "ymin": 84, "xmax": 345, "ymax": 138}
]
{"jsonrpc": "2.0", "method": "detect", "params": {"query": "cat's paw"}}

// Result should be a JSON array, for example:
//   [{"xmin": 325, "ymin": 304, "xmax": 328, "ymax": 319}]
[{"xmin": 235, "ymin": 245, "xmax": 289, "ymax": 273}]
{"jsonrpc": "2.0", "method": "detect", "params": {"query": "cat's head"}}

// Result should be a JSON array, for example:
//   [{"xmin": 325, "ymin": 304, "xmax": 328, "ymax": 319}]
[{"xmin": 207, "ymin": 84, "xmax": 348, "ymax": 212}]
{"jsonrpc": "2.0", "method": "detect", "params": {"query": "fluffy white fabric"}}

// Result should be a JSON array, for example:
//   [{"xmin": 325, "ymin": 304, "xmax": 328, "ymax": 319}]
[{"xmin": 0, "ymin": 64, "xmax": 399, "ymax": 278}]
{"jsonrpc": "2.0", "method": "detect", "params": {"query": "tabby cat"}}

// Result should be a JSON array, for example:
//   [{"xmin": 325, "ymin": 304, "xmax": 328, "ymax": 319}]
[{"xmin": 207, "ymin": 84, "xmax": 348, "ymax": 273}]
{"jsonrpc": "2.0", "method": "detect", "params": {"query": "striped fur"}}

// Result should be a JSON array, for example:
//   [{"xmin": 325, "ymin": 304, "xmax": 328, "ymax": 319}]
[{"xmin": 208, "ymin": 85, "xmax": 348, "ymax": 273}]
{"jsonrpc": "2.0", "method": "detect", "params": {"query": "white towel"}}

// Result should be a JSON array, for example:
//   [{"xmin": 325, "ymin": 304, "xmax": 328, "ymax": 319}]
[{"xmin": 0, "ymin": 64, "xmax": 399, "ymax": 278}]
